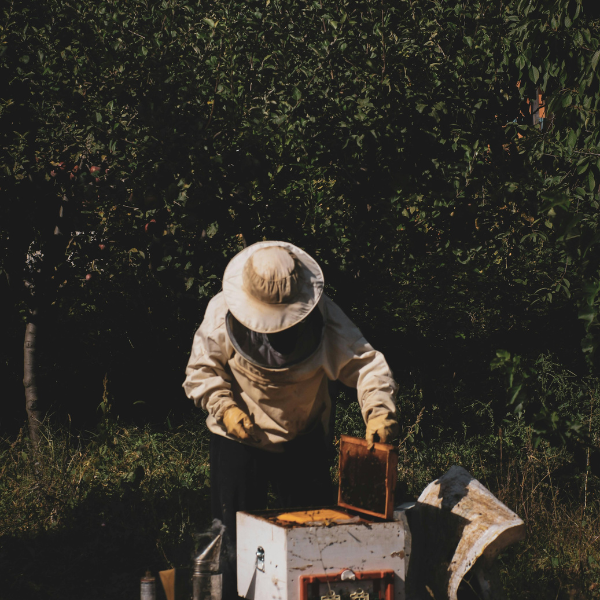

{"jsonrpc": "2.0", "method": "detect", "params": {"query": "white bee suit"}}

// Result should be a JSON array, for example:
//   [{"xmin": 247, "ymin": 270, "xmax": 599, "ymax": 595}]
[{"xmin": 183, "ymin": 291, "xmax": 398, "ymax": 452}]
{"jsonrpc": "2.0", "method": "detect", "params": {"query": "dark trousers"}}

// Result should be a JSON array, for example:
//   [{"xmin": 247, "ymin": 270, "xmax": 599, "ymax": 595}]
[{"xmin": 210, "ymin": 428, "xmax": 335, "ymax": 600}]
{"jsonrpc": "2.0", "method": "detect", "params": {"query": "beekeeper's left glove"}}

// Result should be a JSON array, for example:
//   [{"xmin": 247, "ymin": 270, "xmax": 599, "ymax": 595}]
[
  {"xmin": 222, "ymin": 406, "xmax": 259, "ymax": 443},
  {"xmin": 365, "ymin": 414, "xmax": 399, "ymax": 449}
]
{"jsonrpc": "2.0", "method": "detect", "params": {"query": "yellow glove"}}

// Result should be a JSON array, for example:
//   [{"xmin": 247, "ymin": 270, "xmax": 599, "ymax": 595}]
[
  {"xmin": 366, "ymin": 414, "xmax": 399, "ymax": 449},
  {"xmin": 222, "ymin": 406, "xmax": 259, "ymax": 442}
]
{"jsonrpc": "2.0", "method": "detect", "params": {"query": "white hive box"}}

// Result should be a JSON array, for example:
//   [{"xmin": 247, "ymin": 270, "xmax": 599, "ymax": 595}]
[{"xmin": 237, "ymin": 436, "xmax": 410, "ymax": 600}]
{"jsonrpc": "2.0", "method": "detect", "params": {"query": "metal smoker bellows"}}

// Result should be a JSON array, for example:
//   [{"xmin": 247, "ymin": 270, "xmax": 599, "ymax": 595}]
[{"xmin": 192, "ymin": 533, "xmax": 223, "ymax": 600}]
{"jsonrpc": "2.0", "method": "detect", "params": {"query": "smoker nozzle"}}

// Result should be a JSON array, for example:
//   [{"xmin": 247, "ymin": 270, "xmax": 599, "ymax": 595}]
[{"xmin": 193, "ymin": 534, "xmax": 222, "ymax": 574}]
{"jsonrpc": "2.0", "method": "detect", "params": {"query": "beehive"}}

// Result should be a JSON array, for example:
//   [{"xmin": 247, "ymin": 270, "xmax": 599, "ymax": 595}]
[{"xmin": 236, "ymin": 436, "xmax": 410, "ymax": 600}]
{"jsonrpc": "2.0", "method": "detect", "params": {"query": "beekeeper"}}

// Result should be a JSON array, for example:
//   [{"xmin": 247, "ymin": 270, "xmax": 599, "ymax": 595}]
[{"xmin": 183, "ymin": 240, "xmax": 398, "ymax": 599}]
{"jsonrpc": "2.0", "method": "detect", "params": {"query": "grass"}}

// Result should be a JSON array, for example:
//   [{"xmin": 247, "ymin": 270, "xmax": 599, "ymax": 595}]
[
  {"xmin": 0, "ymin": 414, "xmax": 212, "ymax": 600},
  {"xmin": 1, "ymin": 377, "xmax": 599, "ymax": 599},
  {"xmin": 403, "ymin": 431, "xmax": 600, "ymax": 599}
]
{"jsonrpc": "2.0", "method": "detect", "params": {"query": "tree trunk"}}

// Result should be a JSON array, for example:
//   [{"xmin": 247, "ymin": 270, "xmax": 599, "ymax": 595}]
[
  {"xmin": 24, "ymin": 308, "xmax": 42, "ymax": 446},
  {"xmin": 16, "ymin": 187, "xmax": 71, "ymax": 447}
]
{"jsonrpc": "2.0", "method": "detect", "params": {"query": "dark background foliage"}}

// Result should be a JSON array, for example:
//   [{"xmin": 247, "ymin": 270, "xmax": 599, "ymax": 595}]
[{"xmin": 1, "ymin": 0, "xmax": 599, "ymax": 449}]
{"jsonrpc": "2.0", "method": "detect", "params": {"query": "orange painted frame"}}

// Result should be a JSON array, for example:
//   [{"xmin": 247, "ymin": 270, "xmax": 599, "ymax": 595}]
[
  {"xmin": 337, "ymin": 435, "xmax": 398, "ymax": 520},
  {"xmin": 299, "ymin": 569, "xmax": 395, "ymax": 600}
]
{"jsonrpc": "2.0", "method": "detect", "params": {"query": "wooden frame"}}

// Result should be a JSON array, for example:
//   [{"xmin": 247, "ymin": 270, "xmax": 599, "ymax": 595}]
[
  {"xmin": 299, "ymin": 569, "xmax": 395, "ymax": 600},
  {"xmin": 337, "ymin": 435, "xmax": 397, "ymax": 520}
]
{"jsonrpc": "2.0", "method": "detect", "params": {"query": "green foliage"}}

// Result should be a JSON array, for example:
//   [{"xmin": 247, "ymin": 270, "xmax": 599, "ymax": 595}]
[
  {"xmin": 2, "ymin": 0, "xmax": 599, "ymax": 305},
  {"xmin": 491, "ymin": 350, "xmax": 587, "ymax": 447},
  {"xmin": 0, "ymin": 415, "xmax": 212, "ymax": 599},
  {"xmin": 0, "ymin": 415, "xmax": 211, "ymax": 538},
  {"xmin": 1, "ymin": 0, "xmax": 600, "ymax": 463}
]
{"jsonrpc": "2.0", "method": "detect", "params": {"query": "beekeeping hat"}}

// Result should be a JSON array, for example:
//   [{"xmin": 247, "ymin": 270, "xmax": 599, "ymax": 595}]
[{"xmin": 222, "ymin": 241, "xmax": 324, "ymax": 334}]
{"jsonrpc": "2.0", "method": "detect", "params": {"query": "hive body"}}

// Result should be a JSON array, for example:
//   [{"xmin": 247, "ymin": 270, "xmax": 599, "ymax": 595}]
[{"xmin": 237, "ymin": 509, "xmax": 409, "ymax": 600}]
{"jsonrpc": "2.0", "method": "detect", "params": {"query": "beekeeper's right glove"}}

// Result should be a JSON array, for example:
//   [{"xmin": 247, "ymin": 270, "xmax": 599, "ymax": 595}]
[
  {"xmin": 365, "ymin": 413, "xmax": 399, "ymax": 449},
  {"xmin": 222, "ymin": 406, "xmax": 259, "ymax": 442}
]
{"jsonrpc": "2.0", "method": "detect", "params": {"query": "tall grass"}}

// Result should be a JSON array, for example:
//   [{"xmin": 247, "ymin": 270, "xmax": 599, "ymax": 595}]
[
  {"xmin": 0, "ymin": 414, "xmax": 212, "ymax": 600},
  {"xmin": 398, "ymin": 427, "xmax": 600, "ymax": 599}
]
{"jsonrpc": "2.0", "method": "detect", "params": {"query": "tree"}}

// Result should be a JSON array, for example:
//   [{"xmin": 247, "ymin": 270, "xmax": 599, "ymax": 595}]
[{"xmin": 1, "ymin": 0, "xmax": 599, "ymax": 445}]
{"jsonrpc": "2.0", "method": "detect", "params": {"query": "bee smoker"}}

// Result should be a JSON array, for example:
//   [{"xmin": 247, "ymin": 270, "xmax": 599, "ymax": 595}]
[{"xmin": 192, "ymin": 532, "xmax": 223, "ymax": 600}]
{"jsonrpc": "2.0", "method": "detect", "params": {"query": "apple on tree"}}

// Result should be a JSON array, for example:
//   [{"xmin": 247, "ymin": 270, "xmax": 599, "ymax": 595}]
[{"xmin": 145, "ymin": 219, "xmax": 159, "ymax": 235}]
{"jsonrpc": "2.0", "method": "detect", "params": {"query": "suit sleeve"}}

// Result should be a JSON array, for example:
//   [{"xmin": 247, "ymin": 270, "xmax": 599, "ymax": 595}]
[
  {"xmin": 182, "ymin": 294, "xmax": 237, "ymax": 421},
  {"xmin": 337, "ymin": 337, "xmax": 398, "ymax": 423},
  {"xmin": 322, "ymin": 297, "xmax": 398, "ymax": 424}
]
